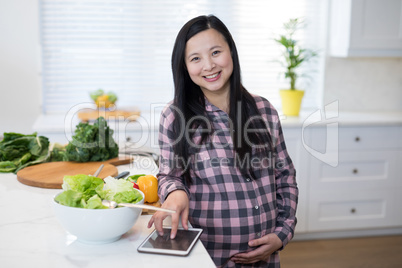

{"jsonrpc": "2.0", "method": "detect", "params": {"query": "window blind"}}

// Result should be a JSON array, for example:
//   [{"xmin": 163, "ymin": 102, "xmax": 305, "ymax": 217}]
[{"xmin": 39, "ymin": 0, "xmax": 328, "ymax": 114}]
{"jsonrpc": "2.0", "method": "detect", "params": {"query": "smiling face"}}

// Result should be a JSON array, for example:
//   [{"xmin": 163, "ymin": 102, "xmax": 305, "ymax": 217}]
[{"xmin": 184, "ymin": 28, "xmax": 234, "ymax": 98}]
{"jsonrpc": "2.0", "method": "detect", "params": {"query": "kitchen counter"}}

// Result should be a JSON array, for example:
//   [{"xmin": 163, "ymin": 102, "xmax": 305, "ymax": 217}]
[
  {"xmin": 0, "ymin": 156, "xmax": 215, "ymax": 268},
  {"xmin": 279, "ymin": 109, "xmax": 402, "ymax": 127}
]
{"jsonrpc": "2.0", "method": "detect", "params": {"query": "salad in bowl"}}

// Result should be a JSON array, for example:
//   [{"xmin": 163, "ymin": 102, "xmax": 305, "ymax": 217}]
[{"xmin": 53, "ymin": 174, "xmax": 144, "ymax": 244}]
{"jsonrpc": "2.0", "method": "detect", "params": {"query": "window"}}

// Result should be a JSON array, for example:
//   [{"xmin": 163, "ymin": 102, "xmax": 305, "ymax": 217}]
[{"xmin": 39, "ymin": 0, "xmax": 328, "ymax": 114}]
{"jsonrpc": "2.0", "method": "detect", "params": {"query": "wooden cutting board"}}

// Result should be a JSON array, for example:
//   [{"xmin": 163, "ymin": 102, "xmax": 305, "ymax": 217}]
[
  {"xmin": 77, "ymin": 109, "xmax": 141, "ymax": 122},
  {"xmin": 16, "ymin": 156, "xmax": 132, "ymax": 189}
]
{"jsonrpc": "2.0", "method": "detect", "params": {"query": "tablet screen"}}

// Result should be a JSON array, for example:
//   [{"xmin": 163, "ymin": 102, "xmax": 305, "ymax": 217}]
[{"xmin": 137, "ymin": 227, "xmax": 203, "ymax": 256}]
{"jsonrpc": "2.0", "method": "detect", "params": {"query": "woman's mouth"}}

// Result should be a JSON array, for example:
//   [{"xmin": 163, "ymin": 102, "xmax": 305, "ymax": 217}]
[{"xmin": 203, "ymin": 71, "xmax": 221, "ymax": 81}]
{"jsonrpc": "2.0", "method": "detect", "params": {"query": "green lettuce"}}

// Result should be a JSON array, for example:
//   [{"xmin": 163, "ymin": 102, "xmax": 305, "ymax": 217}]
[
  {"xmin": 55, "ymin": 190, "xmax": 84, "ymax": 208},
  {"xmin": 86, "ymin": 194, "xmax": 104, "ymax": 209},
  {"xmin": 55, "ymin": 174, "xmax": 143, "ymax": 209},
  {"xmin": 62, "ymin": 174, "xmax": 104, "ymax": 199},
  {"xmin": 103, "ymin": 176, "xmax": 143, "ymax": 204}
]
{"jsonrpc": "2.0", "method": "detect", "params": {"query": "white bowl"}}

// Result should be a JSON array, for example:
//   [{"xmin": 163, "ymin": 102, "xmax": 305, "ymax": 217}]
[{"xmin": 52, "ymin": 189, "xmax": 145, "ymax": 244}]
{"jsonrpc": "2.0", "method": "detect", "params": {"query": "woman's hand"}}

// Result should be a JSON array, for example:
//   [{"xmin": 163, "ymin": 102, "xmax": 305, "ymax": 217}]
[
  {"xmin": 147, "ymin": 190, "xmax": 189, "ymax": 239},
  {"xmin": 230, "ymin": 233, "xmax": 283, "ymax": 264}
]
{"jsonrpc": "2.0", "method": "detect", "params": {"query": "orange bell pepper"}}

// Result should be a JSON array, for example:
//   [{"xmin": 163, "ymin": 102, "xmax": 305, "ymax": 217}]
[{"xmin": 137, "ymin": 175, "xmax": 159, "ymax": 203}]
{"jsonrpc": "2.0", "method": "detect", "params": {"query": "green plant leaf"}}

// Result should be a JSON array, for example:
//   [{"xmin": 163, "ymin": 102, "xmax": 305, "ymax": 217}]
[{"xmin": 274, "ymin": 17, "xmax": 319, "ymax": 89}]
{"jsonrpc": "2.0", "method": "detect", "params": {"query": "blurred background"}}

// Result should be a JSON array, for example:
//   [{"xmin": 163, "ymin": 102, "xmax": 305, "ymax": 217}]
[{"xmin": 1, "ymin": 0, "xmax": 401, "ymax": 135}]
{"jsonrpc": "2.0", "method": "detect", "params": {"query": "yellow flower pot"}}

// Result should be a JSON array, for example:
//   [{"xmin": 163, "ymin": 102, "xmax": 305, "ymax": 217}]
[{"xmin": 279, "ymin": 89, "xmax": 304, "ymax": 116}]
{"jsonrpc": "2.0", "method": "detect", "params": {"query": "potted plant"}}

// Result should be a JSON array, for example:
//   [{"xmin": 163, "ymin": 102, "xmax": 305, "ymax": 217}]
[{"xmin": 275, "ymin": 18, "xmax": 318, "ymax": 116}]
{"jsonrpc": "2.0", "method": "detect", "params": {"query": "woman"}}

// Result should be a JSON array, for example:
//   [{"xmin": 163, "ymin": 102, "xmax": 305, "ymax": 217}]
[{"xmin": 148, "ymin": 15, "xmax": 298, "ymax": 267}]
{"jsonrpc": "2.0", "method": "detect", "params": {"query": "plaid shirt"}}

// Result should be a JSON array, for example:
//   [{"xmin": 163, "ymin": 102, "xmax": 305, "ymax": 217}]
[{"xmin": 157, "ymin": 95, "xmax": 298, "ymax": 268}]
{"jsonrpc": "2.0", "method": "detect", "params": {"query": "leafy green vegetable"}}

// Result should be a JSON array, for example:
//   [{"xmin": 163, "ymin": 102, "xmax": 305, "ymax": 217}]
[
  {"xmin": 0, "ymin": 132, "xmax": 50, "ymax": 173},
  {"xmin": 65, "ymin": 117, "xmax": 119, "ymax": 162},
  {"xmin": 127, "ymin": 174, "xmax": 146, "ymax": 183},
  {"xmin": 49, "ymin": 143, "xmax": 69, "ymax": 162},
  {"xmin": 86, "ymin": 195, "xmax": 104, "ymax": 209},
  {"xmin": 106, "ymin": 92, "xmax": 117, "ymax": 103},
  {"xmin": 55, "ymin": 190, "xmax": 84, "ymax": 208},
  {"xmin": 0, "ymin": 117, "xmax": 119, "ymax": 173},
  {"xmin": 0, "ymin": 161, "xmax": 17, "ymax": 173},
  {"xmin": 56, "ymin": 175, "xmax": 105, "ymax": 209},
  {"xmin": 113, "ymin": 191, "xmax": 142, "ymax": 204},
  {"xmin": 90, "ymin": 89, "xmax": 104, "ymax": 101},
  {"xmin": 55, "ymin": 174, "xmax": 143, "ymax": 209},
  {"xmin": 103, "ymin": 176, "xmax": 143, "ymax": 204},
  {"xmin": 90, "ymin": 89, "xmax": 117, "ymax": 103},
  {"xmin": 62, "ymin": 174, "xmax": 104, "ymax": 199}
]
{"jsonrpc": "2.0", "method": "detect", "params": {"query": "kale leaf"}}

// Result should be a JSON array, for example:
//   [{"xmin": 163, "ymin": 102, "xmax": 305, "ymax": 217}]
[{"xmin": 65, "ymin": 117, "xmax": 118, "ymax": 162}]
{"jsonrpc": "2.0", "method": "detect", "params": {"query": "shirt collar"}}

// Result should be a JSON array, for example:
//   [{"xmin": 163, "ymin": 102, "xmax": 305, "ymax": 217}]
[{"xmin": 204, "ymin": 96, "xmax": 226, "ymax": 114}]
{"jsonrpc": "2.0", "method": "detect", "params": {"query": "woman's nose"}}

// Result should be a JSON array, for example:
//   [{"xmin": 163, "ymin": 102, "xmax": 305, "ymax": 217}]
[{"xmin": 203, "ymin": 58, "xmax": 215, "ymax": 71}]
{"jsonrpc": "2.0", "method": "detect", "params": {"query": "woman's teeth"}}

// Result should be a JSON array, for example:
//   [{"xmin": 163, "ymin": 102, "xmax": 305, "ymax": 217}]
[{"xmin": 205, "ymin": 73, "xmax": 219, "ymax": 79}]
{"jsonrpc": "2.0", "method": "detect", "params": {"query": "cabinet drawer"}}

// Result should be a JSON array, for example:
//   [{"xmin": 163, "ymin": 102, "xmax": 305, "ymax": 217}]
[
  {"xmin": 309, "ymin": 126, "xmax": 401, "ymax": 152},
  {"xmin": 308, "ymin": 190, "xmax": 399, "ymax": 231},
  {"xmin": 309, "ymin": 150, "xmax": 399, "ymax": 190}
]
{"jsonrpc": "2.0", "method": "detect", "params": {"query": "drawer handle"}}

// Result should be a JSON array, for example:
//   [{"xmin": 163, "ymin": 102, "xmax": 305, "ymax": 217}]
[
  {"xmin": 352, "ymin": 169, "xmax": 358, "ymax": 174},
  {"xmin": 355, "ymin": 136, "xmax": 360, "ymax": 142},
  {"xmin": 126, "ymin": 137, "xmax": 131, "ymax": 142},
  {"xmin": 351, "ymin": 208, "xmax": 356, "ymax": 214}
]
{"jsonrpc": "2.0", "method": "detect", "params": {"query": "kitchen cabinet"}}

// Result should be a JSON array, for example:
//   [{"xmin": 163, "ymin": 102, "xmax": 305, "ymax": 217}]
[
  {"xmin": 283, "ymin": 121, "xmax": 402, "ymax": 236},
  {"xmin": 329, "ymin": 0, "xmax": 402, "ymax": 57},
  {"xmin": 307, "ymin": 126, "xmax": 402, "ymax": 231}
]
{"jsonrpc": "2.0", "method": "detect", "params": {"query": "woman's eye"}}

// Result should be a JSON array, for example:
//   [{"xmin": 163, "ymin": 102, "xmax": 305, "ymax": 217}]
[
  {"xmin": 191, "ymin": 57, "xmax": 200, "ymax": 62},
  {"xmin": 212, "ymin": 50, "xmax": 221, "ymax": 56}
]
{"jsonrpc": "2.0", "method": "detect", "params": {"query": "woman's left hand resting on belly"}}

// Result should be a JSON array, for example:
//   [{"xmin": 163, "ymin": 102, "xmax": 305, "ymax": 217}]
[{"xmin": 230, "ymin": 233, "xmax": 283, "ymax": 264}]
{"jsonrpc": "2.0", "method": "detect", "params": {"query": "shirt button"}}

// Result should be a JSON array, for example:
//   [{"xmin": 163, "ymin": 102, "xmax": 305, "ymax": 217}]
[
  {"xmin": 257, "ymin": 232, "xmax": 261, "ymax": 237},
  {"xmin": 254, "ymin": 205, "xmax": 259, "ymax": 210},
  {"xmin": 246, "ymin": 178, "xmax": 251, "ymax": 182}
]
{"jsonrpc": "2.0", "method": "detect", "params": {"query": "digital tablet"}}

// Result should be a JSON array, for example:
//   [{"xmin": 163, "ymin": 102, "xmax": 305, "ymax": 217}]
[{"xmin": 137, "ymin": 227, "xmax": 203, "ymax": 256}]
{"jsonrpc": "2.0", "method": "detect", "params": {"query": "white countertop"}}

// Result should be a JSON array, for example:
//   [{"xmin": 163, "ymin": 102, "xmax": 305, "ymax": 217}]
[
  {"xmin": 0, "ymin": 156, "xmax": 215, "ymax": 268},
  {"xmin": 279, "ymin": 109, "xmax": 402, "ymax": 127}
]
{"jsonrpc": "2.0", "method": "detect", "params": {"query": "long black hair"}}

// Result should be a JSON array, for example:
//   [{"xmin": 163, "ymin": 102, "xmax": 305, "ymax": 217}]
[{"xmin": 170, "ymin": 15, "xmax": 273, "ymax": 184}]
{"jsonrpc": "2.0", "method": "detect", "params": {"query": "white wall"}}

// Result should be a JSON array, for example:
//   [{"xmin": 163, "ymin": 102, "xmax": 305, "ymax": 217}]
[
  {"xmin": 324, "ymin": 57, "xmax": 402, "ymax": 112},
  {"xmin": 0, "ymin": 0, "xmax": 401, "ymax": 136},
  {"xmin": 0, "ymin": 0, "xmax": 41, "ymax": 135}
]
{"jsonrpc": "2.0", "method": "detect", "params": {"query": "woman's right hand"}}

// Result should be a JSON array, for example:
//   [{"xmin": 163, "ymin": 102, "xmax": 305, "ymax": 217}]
[{"xmin": 147, "ymin": 190, "xmax": 189, "ymax": 239}]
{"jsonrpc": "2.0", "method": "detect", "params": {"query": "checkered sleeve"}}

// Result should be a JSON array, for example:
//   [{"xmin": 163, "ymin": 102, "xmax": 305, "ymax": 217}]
[
  {"xmin": 157, "ymin": 103, "xmax": 190, "ymax": 203},
  {"xmin": 271, "ymin": 108, "xmax": 298, "ymax": 248},
  {"xmin": 255, "ymin": 96, "xmax": 298, "ymax": 249}
]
